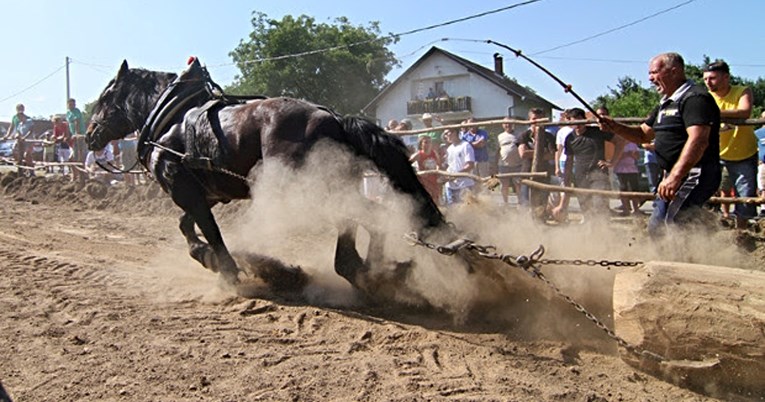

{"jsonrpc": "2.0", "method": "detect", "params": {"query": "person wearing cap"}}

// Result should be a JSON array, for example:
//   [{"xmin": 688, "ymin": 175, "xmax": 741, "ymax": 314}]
[
  {"xmin": 420, "ymin": 113, "xmax": 442, "ymax": 147},
  {"xmin": 599, "ymin": 52, "xmax": 721, "ymax": 237},
  {"xmin": 703, "ymin": 60, "xmax": 758, "ymax": 229}
]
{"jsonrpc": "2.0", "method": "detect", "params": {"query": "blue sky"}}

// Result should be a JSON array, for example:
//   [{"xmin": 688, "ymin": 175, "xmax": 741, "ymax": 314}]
[{"xmin": 1, "ymin": 0, "xmax": 763, "ymax": 122}]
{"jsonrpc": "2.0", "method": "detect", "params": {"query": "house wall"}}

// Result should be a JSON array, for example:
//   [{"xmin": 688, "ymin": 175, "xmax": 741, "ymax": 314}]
[
  {"xmin": 370, "ymin": 51, "xmax": 558, "ymax": 148},
  {"xmin": 374, "ymin": 54, "xmax": 518, "ymax": 130},
  {"xmin": 468, "ymin": 74, "xmax": 516, "ymax": 120}
]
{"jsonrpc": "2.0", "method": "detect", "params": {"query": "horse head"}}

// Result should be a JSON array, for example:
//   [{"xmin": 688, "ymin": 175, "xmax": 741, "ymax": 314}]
[{"xmin": 86, "ymin": 60, "xmax": 177, "ymax": 150}]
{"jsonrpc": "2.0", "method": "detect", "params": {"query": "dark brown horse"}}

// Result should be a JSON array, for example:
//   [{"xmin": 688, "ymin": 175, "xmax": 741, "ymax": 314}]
[{"xmin": 86, "ymin": 59, "xmax": 446, "ymax": 289}]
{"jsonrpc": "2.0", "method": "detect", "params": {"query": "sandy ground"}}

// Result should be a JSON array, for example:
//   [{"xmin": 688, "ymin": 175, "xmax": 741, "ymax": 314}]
[{"xmin": 0, "ymin": 170, "xmax": 763, "ymax": 402}]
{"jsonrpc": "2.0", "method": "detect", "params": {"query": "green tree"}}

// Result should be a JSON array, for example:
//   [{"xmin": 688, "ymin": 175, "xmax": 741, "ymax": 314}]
[
  {"xmin": 594, "ymin": 76, "xmax": 659, "ymax": 118},
  {"xmin": 228, "ymin": 13, "xmax": 398, "ymax": 115},
  {"xmin": 595, "ymin": 57, "xmax": 765, "ymax": 118}
]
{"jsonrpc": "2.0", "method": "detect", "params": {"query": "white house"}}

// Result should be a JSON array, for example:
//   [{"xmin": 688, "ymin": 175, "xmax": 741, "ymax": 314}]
[{"xmin": 363, "ymin": 46, "xmax": 560, "ymax": 144}]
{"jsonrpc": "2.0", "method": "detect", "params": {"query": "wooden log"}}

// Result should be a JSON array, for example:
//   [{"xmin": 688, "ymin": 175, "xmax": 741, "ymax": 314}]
[{"xmin": 613, "ymin": 262, "xmax": 765, "ymax": 399}]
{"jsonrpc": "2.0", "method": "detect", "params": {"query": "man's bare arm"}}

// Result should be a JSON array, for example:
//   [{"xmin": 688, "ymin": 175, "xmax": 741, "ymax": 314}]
[
  {"xmin": 599, "ymin": 117, "xmax": 655, "ymax": 145},
  {"xmin": 720, "ymin": 87, "xmax": 753, "ymax": 119}
]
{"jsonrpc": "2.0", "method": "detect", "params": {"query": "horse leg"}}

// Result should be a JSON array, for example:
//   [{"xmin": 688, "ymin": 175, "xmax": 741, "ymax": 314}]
[
  {"xmin": 169, "ymin": 173, "xmax": 240, "ymax": 285},
  {"xmin": 334, "ymin": 219, "xmax": 411, "ymax": 288},
  {"xmin": 334, "ymin": 223, "xmax": 368, "ymax": 286},
  {"xmin": 184, "ymin": 203, "xmax": 240, "ymax": 285},
  {"xmin": 179, "ymin": 212, "xmax": 217, "ymax": 270}
]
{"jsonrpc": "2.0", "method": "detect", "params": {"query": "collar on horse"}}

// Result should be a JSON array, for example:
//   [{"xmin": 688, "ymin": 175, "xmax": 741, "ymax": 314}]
[{"xmin": 136, "ymin": 58, "xmax": 264, "ymax": 168}]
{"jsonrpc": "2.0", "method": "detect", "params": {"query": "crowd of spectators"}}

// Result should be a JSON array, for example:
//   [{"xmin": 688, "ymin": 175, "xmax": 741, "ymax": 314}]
[
  {"xmin": 1, "ymin": 99, "xmax": 141, "ymax": 186},
  {"xmin": 384, "ymin": 54, "xmax": 765, "ymax": 232}
]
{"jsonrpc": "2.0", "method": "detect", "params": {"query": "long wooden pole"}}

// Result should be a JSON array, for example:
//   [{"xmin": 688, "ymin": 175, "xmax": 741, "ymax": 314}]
[{"xmin": 521, "ymin": 179, "xmax": 765, "ymax": 205}]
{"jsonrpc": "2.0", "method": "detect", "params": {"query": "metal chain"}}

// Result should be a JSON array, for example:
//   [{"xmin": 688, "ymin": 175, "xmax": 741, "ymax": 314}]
[
  {"xmin": 538, "ymin": 258, "xmax": 643, "ymax": 268},
  {"xmin": 526, "ymin": 262, "xmax": 664, "ymax": 362},
  {"xmin": 145, "ymin": 140, "xmax": 251, "ymax": 183},
  {"xmin": 404, "ymin": 233, "xmax": 665, "ymax": 362},
  {"xmin": 210, "ymin": 166, "xmax": 249, "ymax": 182}
]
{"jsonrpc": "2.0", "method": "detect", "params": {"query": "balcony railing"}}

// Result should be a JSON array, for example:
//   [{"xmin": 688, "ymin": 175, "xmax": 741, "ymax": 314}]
[{"xmin": 406, "ymin": 96, "xmax": 471, "ymax": 115}]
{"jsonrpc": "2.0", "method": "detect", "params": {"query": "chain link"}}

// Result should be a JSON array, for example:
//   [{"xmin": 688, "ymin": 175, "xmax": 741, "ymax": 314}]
[
  {"xmin": 538, "ymin": 258, "xmax": 643, "ymax": 268},
  {"xmin": 211, "ymin": 166, "xmax": 250, "ymax": 182},
  {"xmin": 404, "ymin": 233, "xmax": 664, "ymax": 362}
]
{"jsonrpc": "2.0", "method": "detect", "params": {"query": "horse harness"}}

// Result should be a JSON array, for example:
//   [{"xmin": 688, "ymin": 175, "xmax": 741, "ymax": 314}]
[{"xmin": 134, "ymin": 61, "xmax": 265, "ymax": 182}]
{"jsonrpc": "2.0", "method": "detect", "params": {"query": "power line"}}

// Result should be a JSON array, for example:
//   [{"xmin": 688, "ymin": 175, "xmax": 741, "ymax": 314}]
[
  {"xmin": 530, "ymin": 0, "xmax": 698, "ymax": 56},
  {"xmin": 70, "ymin": 59, "xmax": 114, "ymax": 76},
  {"xmin": 0, "ymin": 65, "xmax": 66, "ymax": 104},
  {"xmin": 393, "ymin": 0, "xmax": 541, "ymax": 38},
  {"xmin": 69, "ymin": 58, "xmax": 114, "ymax": 70},
  {"xmin": 209, "ymin": 0, "xmax": 543, "ymax": 68}
]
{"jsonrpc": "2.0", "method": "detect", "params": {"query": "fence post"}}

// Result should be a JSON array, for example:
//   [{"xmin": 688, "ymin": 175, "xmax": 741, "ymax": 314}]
[{"xmin": 529, "ymin": 127, "xmax": 549, "ymax": 220}]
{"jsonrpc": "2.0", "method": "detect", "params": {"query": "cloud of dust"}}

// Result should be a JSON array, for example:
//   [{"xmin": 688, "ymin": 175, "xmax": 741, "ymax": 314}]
[
  {"xmin": 216, "ymin": 141, "xmax": 753, "ymax": 341},
  {"xmin": 140, "ymin": 243, "xmax": 239, "ymax": 304},
  {"xmin": 219, "ymin": 142, "xmax": 500, "ymax": 317},
  {"xmin": 437, "ymin": 194, "xmax": 754, "ymax": 344}
]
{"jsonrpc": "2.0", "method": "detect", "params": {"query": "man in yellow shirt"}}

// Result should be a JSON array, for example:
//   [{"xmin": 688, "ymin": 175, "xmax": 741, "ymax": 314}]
[{"xmin": 703, "ymin": 60, "xmax": 757, "ymax": 229}]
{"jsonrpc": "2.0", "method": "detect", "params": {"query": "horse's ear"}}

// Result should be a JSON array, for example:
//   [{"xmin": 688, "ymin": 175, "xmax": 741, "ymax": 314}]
[{"xmin": 118, "ymin": 60, "xmax": 129, "ymax": 77}]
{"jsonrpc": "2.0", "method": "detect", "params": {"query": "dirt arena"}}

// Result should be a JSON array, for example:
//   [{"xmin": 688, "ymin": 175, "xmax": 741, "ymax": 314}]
[{"xmin": 0, "ymin": 164, "xmax": 763, "ymax": 401}]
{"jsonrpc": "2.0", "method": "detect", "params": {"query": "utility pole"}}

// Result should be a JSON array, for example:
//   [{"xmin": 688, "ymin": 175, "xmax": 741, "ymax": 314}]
[{"xmin": 65, "ymin": 56, "xmax": 71, "ymax": 102}]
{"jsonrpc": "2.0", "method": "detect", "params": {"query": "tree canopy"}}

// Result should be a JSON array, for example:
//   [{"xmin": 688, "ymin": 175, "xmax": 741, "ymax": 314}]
[
  {"xmin": 227, "ymin": 13, "xmax": 398, "ymax": 115},
  {"xmin": 594, "ymin": 57, "xmax": 765, "ymax": 118}
]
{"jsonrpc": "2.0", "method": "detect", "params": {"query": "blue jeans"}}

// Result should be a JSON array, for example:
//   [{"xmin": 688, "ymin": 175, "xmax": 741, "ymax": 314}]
[
  {"xmin": 519, "ymin": 183, "xmax": 529, "ymax": 206},
  {"xmin": 644, "ymin": 162, "xmax": 661, "ymax": 193},
  {"xmin": 574, "ymin": 169, "xmax": 610, "ymax": 215},
  {"xmin": 647, "ymin": 164, "xmax": 721, "ymax": 237},
  {"xmin": 721, "ymin": 153, "xmax": 758, "ymax": 219},
  {"xmin": 445, "ymin": 186, "xmax": 471, "ymax": 205}
]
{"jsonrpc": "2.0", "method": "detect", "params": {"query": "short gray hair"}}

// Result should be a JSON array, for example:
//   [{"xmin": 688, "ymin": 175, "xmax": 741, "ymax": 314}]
[{"xmin": 654, "ymin": 52, "xmax": 685, "ymax": 70}]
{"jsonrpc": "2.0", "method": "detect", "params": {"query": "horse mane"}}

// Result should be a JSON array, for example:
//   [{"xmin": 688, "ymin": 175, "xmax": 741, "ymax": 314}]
[
  {"xmin": 93, "ymin": 67, "xmax": 178, "ymax": 133},
  {"xmin": 126, "ymin": 69, "xmax": 178, "ymax": 130}
]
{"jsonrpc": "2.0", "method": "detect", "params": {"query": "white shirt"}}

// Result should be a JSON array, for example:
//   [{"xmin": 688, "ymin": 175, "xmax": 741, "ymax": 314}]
[
  {"xmin": 84, "ymin": 144, "xmax": 115, "ymax": 170},
  {"xmin": 446, "ymin": 140, "xmax": 475, "ymax": 189},
  {"xmin": 556, "ymin": 126, "xmax": 574, "ymax": 163},
  {"xmin": 498, "ymin": 131, "xmax": 522, "ymax": 168}
]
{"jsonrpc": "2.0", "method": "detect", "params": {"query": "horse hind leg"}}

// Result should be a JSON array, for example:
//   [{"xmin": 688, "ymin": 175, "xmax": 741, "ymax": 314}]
[
  {"xmin": 334, "ymin": 223, "xmax": 414, "ymax": 298},
  {"xmin": 334, "ymin": 223, "xmax": 368, "ymax": 286}
]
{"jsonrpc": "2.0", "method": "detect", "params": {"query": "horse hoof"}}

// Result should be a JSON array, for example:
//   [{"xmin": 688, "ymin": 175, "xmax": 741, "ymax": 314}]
[
  {"xmin": 217, "ymin": 259, "xmax": 241, "ymax": 285},
  {"xmin": 219, "ymin": 269, "xmax": 241, "ymax": 286}
]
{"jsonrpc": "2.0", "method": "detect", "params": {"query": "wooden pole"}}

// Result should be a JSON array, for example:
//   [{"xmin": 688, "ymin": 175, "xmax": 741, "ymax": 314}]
[{"xmin": 521, "ymin": 179, "xmax": 765, "ymax": 205}]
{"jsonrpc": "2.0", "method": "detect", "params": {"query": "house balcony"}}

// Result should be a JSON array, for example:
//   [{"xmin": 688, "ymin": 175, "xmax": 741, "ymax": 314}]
[{"xmin": 406, "ymin": 96, "xmax": 472, "ymax": 115}]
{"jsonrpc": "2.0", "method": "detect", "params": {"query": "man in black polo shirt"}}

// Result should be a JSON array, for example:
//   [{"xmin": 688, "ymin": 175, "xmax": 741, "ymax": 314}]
[
  {"xmin": 600, "ymin": 52, "xmax": 721, "ymax": 236},
  {"xmin": 552, "ymin": 107, "xmax": 624, "ymax": 221}
]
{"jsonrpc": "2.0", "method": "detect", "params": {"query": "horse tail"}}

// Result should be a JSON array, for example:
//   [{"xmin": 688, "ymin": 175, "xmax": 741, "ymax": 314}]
[{"xmin": 331, "ymin": 115, "xmax": 444, "ymax": 229}]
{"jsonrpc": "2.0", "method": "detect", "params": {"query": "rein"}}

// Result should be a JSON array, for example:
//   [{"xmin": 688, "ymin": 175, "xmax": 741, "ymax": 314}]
[{"xmin": 95, "ymin": 158, "xmax": 142, "ymax": 175}]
